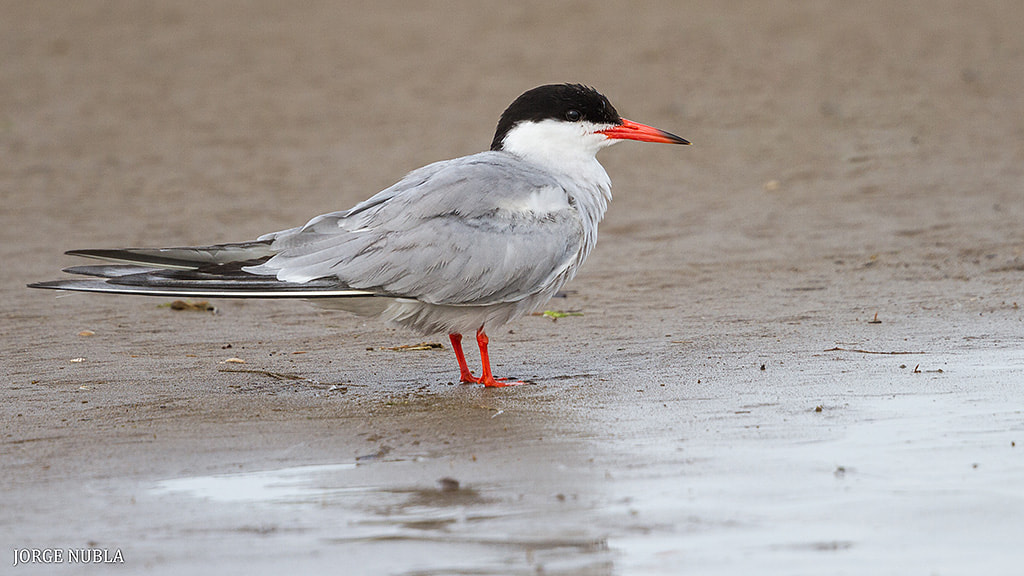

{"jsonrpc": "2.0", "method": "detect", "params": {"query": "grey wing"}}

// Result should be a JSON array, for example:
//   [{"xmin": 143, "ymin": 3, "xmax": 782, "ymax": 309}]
[{"xmin": 247, "ymin": 153, "xmax": 584, "ymax": 306}]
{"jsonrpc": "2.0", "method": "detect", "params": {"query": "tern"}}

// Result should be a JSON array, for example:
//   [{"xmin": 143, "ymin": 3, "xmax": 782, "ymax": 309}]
[{"xmin": 29, "ymin": 84, "xmax": 689, "ymax": 387}]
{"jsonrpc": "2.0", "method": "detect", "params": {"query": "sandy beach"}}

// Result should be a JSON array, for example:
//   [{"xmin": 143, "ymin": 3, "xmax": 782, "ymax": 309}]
[{"xmin": 2, "ymin": 2, "xmax": 1023, "ymax": 574}]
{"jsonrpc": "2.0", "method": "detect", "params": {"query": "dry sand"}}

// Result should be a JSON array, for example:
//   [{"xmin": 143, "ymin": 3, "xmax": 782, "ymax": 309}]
[{"xmin": 2, "ymin": 2, "xmax": 1023, "ymax": 574}]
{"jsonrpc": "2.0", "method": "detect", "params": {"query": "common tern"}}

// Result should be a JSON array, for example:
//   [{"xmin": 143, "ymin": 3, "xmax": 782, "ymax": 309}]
[{"xmin": 30, "ymin": 84, "xmax": 689, "ymax": 387}]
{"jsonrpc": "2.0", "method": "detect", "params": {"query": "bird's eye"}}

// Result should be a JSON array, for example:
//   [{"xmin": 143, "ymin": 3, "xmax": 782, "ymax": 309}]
[{"xmin": 565, "ymin": 109, "xmax": 582, "ymax": 122}]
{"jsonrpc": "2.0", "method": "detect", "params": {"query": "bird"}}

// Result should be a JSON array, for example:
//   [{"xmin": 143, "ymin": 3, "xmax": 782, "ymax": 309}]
[{"xmin": 29, "ymin": 83, "xmax": 689, "ymax": 387}]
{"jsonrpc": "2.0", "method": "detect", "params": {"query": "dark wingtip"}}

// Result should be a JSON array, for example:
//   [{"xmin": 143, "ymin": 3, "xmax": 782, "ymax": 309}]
[{"xmin": 66, "ymin": 248, "xmax": 116, "ymax": 258}]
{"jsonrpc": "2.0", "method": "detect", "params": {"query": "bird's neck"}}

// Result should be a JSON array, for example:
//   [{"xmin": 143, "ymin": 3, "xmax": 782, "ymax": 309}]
[
  {"xmin": 499, "ymin": 120, "xmax": 614, "ymax": 215},
  {"xmin": 498, "ymin": 119, "xmax": 615, "ymax": 265},
  {"xmin": 515, "ymin": 150, "xmax": 612, "ymax": 230}
]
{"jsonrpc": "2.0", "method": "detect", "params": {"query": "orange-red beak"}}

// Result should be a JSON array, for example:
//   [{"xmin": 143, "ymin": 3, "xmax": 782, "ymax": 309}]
[{"xmin": 598, "ymin": 118, "xmax": 689, "ymax": 145}]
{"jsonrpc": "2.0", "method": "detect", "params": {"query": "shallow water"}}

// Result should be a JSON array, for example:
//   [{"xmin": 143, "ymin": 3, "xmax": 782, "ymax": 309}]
[
  {"xmin": 138, "ymin": 351, "xmax": 1023, "ymax": 575},
  {"xmin": 149, "ymin": 460, "xmax": 615, "ymax": 575}
]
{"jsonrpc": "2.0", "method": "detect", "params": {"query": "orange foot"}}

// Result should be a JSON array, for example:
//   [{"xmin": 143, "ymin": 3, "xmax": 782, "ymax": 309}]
[
  {"xmin": 449, "ymin": 329, "xmax": 529, "ymax": 388},
  {"xmin": 475, "ymin": 375, "xmax": 527, "ymax": 388}
]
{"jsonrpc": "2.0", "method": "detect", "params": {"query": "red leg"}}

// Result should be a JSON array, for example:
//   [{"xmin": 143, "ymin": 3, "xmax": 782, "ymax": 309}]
[
  {"xmin": 475, "ymin": 327, "xmax": 516, "ymax": 388},
  {"xmin": 449, "ymin": 333, "xmax": 480, "ymax": 384}
]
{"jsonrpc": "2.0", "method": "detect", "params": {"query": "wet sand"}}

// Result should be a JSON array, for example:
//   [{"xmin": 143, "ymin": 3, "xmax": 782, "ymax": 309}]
[{"xmin": 2, "ymin": 2, "xmax": 1023, "ymax": 574}]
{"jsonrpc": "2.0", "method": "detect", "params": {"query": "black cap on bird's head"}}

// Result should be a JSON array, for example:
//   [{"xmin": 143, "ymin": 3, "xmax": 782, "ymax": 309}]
[{"xmin": 490, "ymin": 83, "xmax": 689, "ymax": 151}]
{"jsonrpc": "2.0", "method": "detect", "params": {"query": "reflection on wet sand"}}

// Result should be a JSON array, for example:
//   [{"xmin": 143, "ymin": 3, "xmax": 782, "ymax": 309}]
[{"xmin": 149, "ymin": 389, "xmax": 616, "ymax": 575}]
